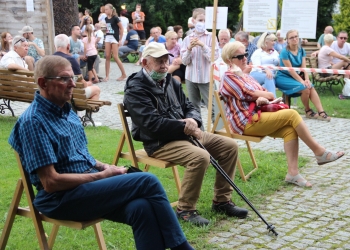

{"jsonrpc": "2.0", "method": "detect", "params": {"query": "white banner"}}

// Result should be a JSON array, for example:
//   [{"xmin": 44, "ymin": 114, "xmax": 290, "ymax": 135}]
[
  {"xmin": 243, "ymin": 0, "xmax": 278, "ymax": 32},
  {"xmin": 281, "ymin": 0, "xmax": 318, "ymax": 39},
  {"xmin": 205, "ymin": 7, "xmax": 228, "ymax": 30}
]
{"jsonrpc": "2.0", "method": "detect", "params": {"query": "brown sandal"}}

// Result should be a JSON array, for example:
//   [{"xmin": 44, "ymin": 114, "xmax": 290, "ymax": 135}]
[
  {"xmin": 305, "ymin": 109, "xmax": 318, "ymax": 119},
  {"xmin": 317, "ymin": 111, "xmax": 331, "ymax": 122}
]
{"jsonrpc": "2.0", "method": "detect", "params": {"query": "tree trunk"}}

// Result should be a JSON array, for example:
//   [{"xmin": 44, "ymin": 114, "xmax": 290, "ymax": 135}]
[{"xmin": 52, "ymin": 0, "xmax": 79, "ymax": 36}]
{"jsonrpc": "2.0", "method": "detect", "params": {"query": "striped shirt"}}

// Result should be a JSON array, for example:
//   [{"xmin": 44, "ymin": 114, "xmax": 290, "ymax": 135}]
[
  {"xmin": 220, "ymin": 72, "xmax": 264, "ymax": 134},
  {"xmin": 8, "ymin": 92, "xmax": 97, "ymax": 190},
  {"xmin": 180, "ymin": 30, "xmax": 219, "ymax": 83}
]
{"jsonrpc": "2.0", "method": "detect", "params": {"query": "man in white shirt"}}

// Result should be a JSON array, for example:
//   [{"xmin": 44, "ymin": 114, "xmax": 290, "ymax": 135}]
[
  {"xmin": 218, "ymin": 29, "xmax": 231, "ymax": 55},
  {"xmin": 0, "ymin": 36, "xmax": 29, "ymax": 70},
  {"xmin": 330, "ymin": 31, "xmax": 350, "ymax": 64}
]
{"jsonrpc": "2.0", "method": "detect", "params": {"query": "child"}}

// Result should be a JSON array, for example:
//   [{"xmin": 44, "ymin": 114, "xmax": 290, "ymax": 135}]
[
  {"xmin": 82, "ymin": 25, "xmax": 99, "ymax": 83},
  {"xmin": 103, "ymin": 3, "xmax": 127, "ymax": 81},
  {"xmin": 180, "ymin": 8, "xmax": 218, "ymax": 120}
]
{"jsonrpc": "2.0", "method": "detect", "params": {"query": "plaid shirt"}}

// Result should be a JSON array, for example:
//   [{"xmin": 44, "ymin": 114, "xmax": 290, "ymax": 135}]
[
  {"xmin": 220, "ymin": 72, "xmax": 264, "ymax": 134},
  {"xmin": 8, "ymin": 92, "xmax": 96, "ymax": 190},
  {"xmin": 246, "ymin": 42, "xmax": 258, "ymax": 64}
]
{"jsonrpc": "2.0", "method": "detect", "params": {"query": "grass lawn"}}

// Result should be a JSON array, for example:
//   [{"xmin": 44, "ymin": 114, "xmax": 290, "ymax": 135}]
[{"xmin": 0, "ymin": 115, "xmax": 308, "ymax": 249}]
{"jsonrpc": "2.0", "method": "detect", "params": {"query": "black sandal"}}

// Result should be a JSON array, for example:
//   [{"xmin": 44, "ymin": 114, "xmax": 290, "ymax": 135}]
[
  {"xmin": 305, "ymin": 109, "xmax": 318, "ymax": 119},
  {"xmin": 318, "ymin": 111, "xmax": 331, "ymax": 122}
]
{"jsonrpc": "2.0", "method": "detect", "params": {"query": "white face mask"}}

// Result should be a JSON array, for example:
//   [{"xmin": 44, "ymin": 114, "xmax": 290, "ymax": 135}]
[{"xmin": 195, "ymin": 22, "xmax": 206, "ymax": 33}]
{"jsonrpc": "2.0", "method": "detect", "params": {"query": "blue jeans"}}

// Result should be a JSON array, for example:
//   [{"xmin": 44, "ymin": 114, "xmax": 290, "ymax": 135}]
[
  {"xmin": 250, "ymin": 71, "xmax": 277, "ymax": 97},
  {"xmin": 33, "ymin": 172, "xmax": 186, "ymax": 250}
]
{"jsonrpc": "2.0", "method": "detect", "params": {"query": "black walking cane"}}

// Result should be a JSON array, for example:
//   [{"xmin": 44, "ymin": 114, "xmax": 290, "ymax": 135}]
[
  {"xmin": 189, "ymin": 136, "xmax": 278, "ymax": 236},
  {"xmin": 167, "ymin": 107, "xmax": 278, "ymax": 236}
]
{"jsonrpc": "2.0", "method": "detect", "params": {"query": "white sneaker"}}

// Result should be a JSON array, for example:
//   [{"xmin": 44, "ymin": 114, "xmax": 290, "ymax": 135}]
[{"xmin": 85, "ymin": 121, "xmax": 102, "ymax": 127}]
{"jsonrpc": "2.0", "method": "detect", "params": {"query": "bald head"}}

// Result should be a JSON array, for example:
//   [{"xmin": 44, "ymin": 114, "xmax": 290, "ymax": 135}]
[{"xmin": 325, "ymin": 26, "xmax": 333, "ymax": 34}]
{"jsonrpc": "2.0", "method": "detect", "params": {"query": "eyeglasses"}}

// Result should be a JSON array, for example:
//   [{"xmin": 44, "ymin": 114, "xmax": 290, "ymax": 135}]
[
  {"xmin": 45, "ymin": 76, "xmax": 78, "ymax": 84},
  {"xmin": 14, "ymin": 38, "xmax": 26, "ymax": 46},
  {"xmin": 288, "ymin": 35, "xmax": 299, "ymax": 40},
  {"xmin": 232, "ymin": 52, "xmax": 248, "ymax": 60},
  {"xmin": 339, "ymin": 37, "xmax": 348, "ymax": 40}
]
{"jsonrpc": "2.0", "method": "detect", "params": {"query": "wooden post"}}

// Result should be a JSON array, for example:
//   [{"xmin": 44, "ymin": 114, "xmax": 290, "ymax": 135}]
[
  {"xmin": 207, "ymin": 0, "xmax": 218, "ymax": 132},
  {"xmin": 45, "ymin": 0, "xmax": 55, "ymax": 55}
]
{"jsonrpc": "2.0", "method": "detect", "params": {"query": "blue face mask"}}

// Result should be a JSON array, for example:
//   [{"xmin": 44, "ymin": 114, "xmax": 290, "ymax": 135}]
[{"xmin": 148, "ymin": 70, "xmax": 167, "ymax": 82}]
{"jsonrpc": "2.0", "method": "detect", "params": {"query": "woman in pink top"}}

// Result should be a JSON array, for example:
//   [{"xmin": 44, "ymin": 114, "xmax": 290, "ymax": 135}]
[
  {"xmin": 317, "ymin": 34, "xmax": 350, "ymax": 77},
  {"xmin": 165, "ymin": 31, "xmax": 186, "ymax": 83},
  {"xmin": 83, "ymin": 25, "xmax": 99, "ymax": 83}
]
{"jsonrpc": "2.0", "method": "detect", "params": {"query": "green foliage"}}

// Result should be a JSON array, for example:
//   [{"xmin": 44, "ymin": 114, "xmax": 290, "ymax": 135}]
[
  {"xmin": 316, "ymin": 0, "xmax": 339, "ymax": 38},
  {"xmin": 78, "ymin": 0, "xmax": 243, "ymax": 37},
  {"xmin": 333, "ymin": 0, "xmax": 350, "ymax": 34}
]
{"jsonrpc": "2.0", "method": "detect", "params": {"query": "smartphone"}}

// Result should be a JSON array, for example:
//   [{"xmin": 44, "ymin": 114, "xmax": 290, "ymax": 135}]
[{"xmin": 269, "ymin": 97, "xmax": 283, "ymax": 104}]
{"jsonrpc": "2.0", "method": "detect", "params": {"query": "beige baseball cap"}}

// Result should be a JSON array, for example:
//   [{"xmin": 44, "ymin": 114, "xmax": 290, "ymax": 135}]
[
  {"xmin": 18, "ymin": 26, "xmax": 34, "ymax": 34},
  {"xmin": 142, "ymin": 42, "xmax": 173, "ymax": 58}
]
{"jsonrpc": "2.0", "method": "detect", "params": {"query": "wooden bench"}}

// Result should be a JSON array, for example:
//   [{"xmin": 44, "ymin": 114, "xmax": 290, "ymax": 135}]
[
  {"xmin": 302, "ymin": 41, "xmax": 318, "ymax": 58},
  {"xmin": 306, "ymin": 57, "xmax": 343, "ymax": 95},
  {"xmin": 0, "ymin": 70, "xmax": 111, "ymax": 127},
  {"xmin": 0, "ymin": 69, "xmax": 37, "ymax": 116},
  {"xmin": 71, "ymin": 81, "xmax": 112, "ymax": 126}
]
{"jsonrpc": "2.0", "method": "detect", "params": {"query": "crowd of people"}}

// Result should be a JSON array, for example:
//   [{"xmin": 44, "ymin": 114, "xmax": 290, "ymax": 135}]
[{"xmin": 1, "ymin": 3, "xmax": 347, "ymax": 249}]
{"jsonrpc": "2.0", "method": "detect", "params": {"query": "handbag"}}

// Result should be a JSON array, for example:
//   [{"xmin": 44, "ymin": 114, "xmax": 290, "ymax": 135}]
[{"xmin": 248, "ymin": 102, "xmax": 289, "ymax": 123}]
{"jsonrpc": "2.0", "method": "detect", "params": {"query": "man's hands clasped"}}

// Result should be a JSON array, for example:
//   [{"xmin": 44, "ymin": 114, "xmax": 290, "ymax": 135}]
[{"xmin": 182, "ymin": 118, "xmax": 202, "ymax": 140}]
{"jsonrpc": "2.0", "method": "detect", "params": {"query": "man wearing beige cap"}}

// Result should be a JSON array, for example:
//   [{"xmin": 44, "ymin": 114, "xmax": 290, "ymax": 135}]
[
  {"xmin": 19, "ymin": 25, "xmax": 45, "ymax": 67},
  {"xmin": 124, "ymin": 42, "xmax": 247, "ymax": 227}
]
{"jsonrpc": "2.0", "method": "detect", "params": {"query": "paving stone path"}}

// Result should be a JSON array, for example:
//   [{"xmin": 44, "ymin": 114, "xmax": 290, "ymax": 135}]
[{"xmin": 4, "ymin": 60, "xmax": 350, "ymax": 249}]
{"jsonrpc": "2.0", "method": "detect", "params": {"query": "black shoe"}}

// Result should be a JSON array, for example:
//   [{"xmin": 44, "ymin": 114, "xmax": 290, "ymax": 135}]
[
  {"xmin": 212, "ymin": 201, "xmax": 248, "ymax": 218},
  {"xmin": 176, "ymin": 210, "xmax": 209, "ymax": 226}
]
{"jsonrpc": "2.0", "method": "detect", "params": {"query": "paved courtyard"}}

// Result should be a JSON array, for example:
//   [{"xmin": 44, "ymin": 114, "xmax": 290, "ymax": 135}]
[{"xmin": 4, "ymin": 60, "xmax": 350, "ymax": 249}]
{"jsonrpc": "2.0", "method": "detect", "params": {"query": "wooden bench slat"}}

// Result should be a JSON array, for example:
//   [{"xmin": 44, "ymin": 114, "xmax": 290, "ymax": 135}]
[
  {"xmin": 0, "ymin": 80, "xmax": 36, "ymax": 87},
  {"xmin": 0, "ymin": 74, "xmax": 35, "ymax": 82},
  {"xmin": 0, "ymin": 91, "xmax": 35, "ymax": 100},
  {"xmin": 0, "ymin": 85, "xmax": 38, "ymax": 93}
]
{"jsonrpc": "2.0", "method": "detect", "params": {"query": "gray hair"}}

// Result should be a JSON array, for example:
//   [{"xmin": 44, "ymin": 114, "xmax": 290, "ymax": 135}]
[
  {"xmin": 12, "ymin": 35, "xmax": 25, "ymax": 48},
  {"xmin": 35, "ymin": 55, "xmax": 71, "ymax": 84},
  {"xmin": 235, "ymin": 31, "xmax": 248, "ymax": 41},
  {"xmin": 219, "ymin": 29, "xmax": 231, "ymax": 38},
  {"xmin": 54, "ymin": 34, "xmax": 70, "ymax": 49}
]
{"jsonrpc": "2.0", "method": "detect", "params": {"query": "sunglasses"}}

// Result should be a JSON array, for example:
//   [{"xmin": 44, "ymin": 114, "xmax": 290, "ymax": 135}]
[
  {"xmin": 14, "ymin": 38, "xmax": 26, "ymax": 46},
  {"xmin": 339, "ymin": 37, "xmax": 348, "ymax": 40},
  {"xmin": 232, "ymin": 52, "xmax": 248, "ymax": 60}
]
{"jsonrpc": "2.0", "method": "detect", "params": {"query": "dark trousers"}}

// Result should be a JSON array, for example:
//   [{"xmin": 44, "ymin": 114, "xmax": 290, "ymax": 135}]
[{"xmin": 33, "ymin": 172, "xmax": 186, "ymax": 250}]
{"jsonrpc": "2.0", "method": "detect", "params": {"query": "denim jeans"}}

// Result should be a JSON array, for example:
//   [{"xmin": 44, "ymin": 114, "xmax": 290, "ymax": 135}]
[
  {"xmin": 33, "ymin": 172, "xmax": 186, "ymax": 250},
  {"xmin": 250, "ymin": 71, "xmax": 277, "ymax": 97}
]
